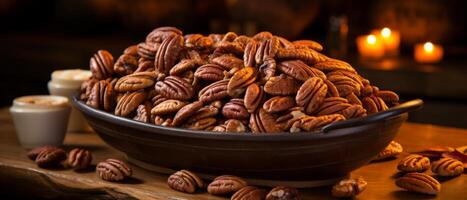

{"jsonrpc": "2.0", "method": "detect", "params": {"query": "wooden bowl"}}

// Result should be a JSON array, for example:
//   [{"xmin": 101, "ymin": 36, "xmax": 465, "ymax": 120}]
[{"xmin": 73, "ymin": 97, "xmax": 422, "ymax": 187}]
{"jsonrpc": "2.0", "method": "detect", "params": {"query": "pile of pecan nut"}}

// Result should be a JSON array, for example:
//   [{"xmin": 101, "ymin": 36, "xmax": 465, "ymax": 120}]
[{"xmin": 80, "ymin": 26, "xmax": 399, "ymax": 133}]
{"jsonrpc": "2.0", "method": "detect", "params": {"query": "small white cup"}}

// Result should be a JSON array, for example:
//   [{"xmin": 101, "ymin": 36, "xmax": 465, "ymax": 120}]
[
  {"xmin": 48, "ymin": 69, "xmax": 92, "ymax": 132},
  {"xmin": 10, "ymin": 95, "xmax": 71, "ymax": 148}
]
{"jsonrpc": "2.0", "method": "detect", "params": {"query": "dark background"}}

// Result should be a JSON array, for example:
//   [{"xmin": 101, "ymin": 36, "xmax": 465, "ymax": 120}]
[{"xmin": 1, "ymin": 0, "xmax": 467, "ymax": 128}]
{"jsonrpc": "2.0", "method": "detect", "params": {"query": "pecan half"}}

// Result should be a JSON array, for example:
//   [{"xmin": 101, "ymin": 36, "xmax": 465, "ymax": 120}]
[
  {"xmin": 373, "ymin": 141, "xmax": 403, "ymax": 161},
  {"xmin": 290, "ymin": 114, "xmax": 345, "ymax": 132},
  {"xmin": 90, "ymin": 50, "xmax": 114, "ymax": 80},
  {"xmin": 169, "ymin": 59, "xmax": 203, "ymax": 76},
  {"xmin": 266, "ymin": 186, "xmax": 300, "ymax": 200},
  {"xmin": 296, "ymin": 77, "xmax": 328, "ymax": 114},
  {"xmin": 67, "ymin": 148, "xmax": 93, "ymax": 170},
  {"xmin": 137, "ymin": 42, "xmax": 159, "ymax": 60},
  {"xmin": 316, "ymin": 97, "xmax": 351, "ymax": 116},
  {"xmin": 151, "ymin": 99, "xmax": 186, "ymax": 115},
  {"xmin": 211, "ymin": 55, "xmax": 244, "ymax": 70},
  {"xmin": 207, "ymin": 175, "xmax": 248, "ymax": 195},
  {"xmin": 115, "ymin": 90, "xmax": 147, "ymax": 117},
  {"xmin": 96, "ymin": 159, "xmax": 132, "ymax": 182},
  {"xmin": 198, "ymin": 79, "xmax": 229, "ymax": 103},
  {"xmin": 232, "ymin": 186, "xmax": 267, "ymax": 200},
  {"xmin": 86, "ymin": 80, "xmax": 114, "ymax": 111},
  {"xmin": 146, "ymin": 26, "xmax": 182, "ymax": 45},
  {"xmin": 263, "ymin": 96, "xmax": 295, "ymax": 113},
  {"xmin": 135, "ymin": 58, "xmax": 155, "ymax": 73},
  {"xmin": 396, "ymin": 173, "xmax": 441, "ymax": 195},
  {"xmin": 172, "ymin": 101, "xmax": 204, "ymax": 126},
  {"xmin": 244, "ymin": 40, "xmax": 258, "ymax": 67},
  {"xmin": 167, "ymin": 170, "xmax": 204, "ymax": 194},
  {"xmin": 431, "ymin": 158, "xmax": 464, "ymax": 176},
  {"xmin": 258, "ymin": 57, "xmax": 277, "ymax": 82},
  {"xmin": 278, "ymin": 60, "xmax": 326, "ymax": 81},
  {"xmin": 228, "ymin": 67, "xmax": 256, "ymax": 97},
  {"xmin": 114, "ymin": 54, "xmax": 138, "ymax": 76},
  {"xmin": 275, "ymin": 48, "xmax": 328, "ymax": 65},
  {"xmin": 188, "ymin": 105, "xmax": 220, "ymax": 123},
  {"xmin": 276, "ymin": 107, "xmax": 306, "ymax": 130},
  {"xmin": 183, "ymin": 117, "xmax": 217, "ymax": 130},
  {"xmin": 155, "ymin": 34, "xmax": 184, "ymax": 74},
  {"xmin": 342, "ymin": 104, "xmax": 367, "ymax": 119},
  {"xmin": 264, "ymin": 74, "xmax": 300, "ymax": 96},
  {"xmin": 155, "ymin": 76, "xmax": 194, "ymax": 101},
  {"xmin": 362, "ymin": 96, "xmax": 388, "ymax": 114},
  {"xmin": 397, "ymin": 154, "xmax": 431, "ymax": 173},
  {"xmin": 314, "ymin": 59, "xmax": 356, "ymax": 73},
  {"xmin": 250, "ymin": 108, "xmax": 282, "ymax": 133},
  {"xmin": 115, "ymin": 72, "xmax": 156, "ymax": 92},
  {"xmin": 331, "ymin": 178, "xmax": 367, "ymax": 198},
  {"xmin": 222, "ymin": 98, "xmax": 249, "ymax": 120},
  {"xmin": 225, "ymin": 119, "xmax": 248, "ymax": 132},
  {"xmin": 377, "ymin": 90, "xmax": 400, "ymax": 105},
  {"xmin": 133, "ymin": 102, "xmax": 152, "ymax": 123},
  {"xmin": 293, "ymin": 39, "xmax": 323, "ymax": 52},
  {"xmin": 35, "ymin": 147, "xmax": 66, "ymax": 168},
  {"xmin": 194, "ymin": 64, "xmax": 226, "ymax": 82},
  {"xmin": 123, "ymin": 45, "xmax": 138, "ymax": 57},
  {"xmin": 184, "ymin": 34, "xmax": 214, "ymax": 50},
  {"xmin": 244, "ymin": 83, "xmax": 265, "ymax": 113}
]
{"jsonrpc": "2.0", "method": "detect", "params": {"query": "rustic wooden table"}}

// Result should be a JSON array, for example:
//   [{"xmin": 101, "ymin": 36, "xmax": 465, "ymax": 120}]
[{"xmin": 0, "ymin": 108, "xmax": 465, "ymax": 199}]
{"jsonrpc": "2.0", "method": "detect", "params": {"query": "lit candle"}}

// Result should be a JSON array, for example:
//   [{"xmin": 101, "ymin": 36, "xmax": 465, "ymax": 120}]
[
  {"xmin": 356, "ymin": 34, "xmax": 385, "ymax": 59},
  {"xmin": 372, "ymin": 27, "xmax": 400, "ymax": 56},
  {"xmin": 414, "ymin": 42, "xmax": 444, "ymax": 63}
]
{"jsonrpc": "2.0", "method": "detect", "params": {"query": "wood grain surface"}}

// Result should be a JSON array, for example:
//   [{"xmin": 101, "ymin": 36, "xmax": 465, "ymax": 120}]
[{"xmin": 0, "ymin": 108, "xmax": 465, "ymax": 199}]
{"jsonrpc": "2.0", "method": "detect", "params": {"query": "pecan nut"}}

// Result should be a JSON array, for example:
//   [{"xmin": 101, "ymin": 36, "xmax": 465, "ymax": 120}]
[
  {"xmin": 244, "ymin": 83, "xmax": 265, "ymax": 113},
  {"xmin": 123, "ymin": 45, "xmax": 138, "ymax": 57},
  {"xmin": 133, "ymin": 102, "xmax": 152, "ymax": 123},
  {"xmin": 314, "ymin": 59, "xmax": 355, "ymax": 73},
  {"xmin": 290, "ymin": 114, "xmax": 345, "ymax": 132},
  {"xmin": 264, "ymin": 74, "xmax": 300, "ymax": 96},
  {"xmin": 183, "ymin": 117, "xmax": 217, "ymax": 130},
  {"xmin": 293, "ymin": 39, "xmax": 323, "ymax": 51},
  {"xmin": 327, "ymin": 70, "xmax": 362, "ymax": 97},
  {"xmin": 27, "ymin": 146, "xmax": 57, "ymax": 160},
  {"xmin": 67, "ymin": 148, "xmax": 93, "ymax": 170},
  {"xmin": 373, "ymin": 141, "xmax": 403, "ymax": 161},
  {"xmin": 170, "ymin": 59, "xmax": 203, "ymax": 76},
  {"xmin": 266, "ymin": 186, "xmax": 300, "ymax": 200},
  {"xmin": 185, "ymin": 34, "xmax": 214, "ymax": 50},
  {"xmin": 90, "ymin": 50, "xmax": 114, "ymax": 80},
  {"xmin": 244, "ymin": 40, "xmax": 258, "ymax": 67},
  {"xmin": 395, "ymin": 173, "xmax": 441, "ymax": 195},
  {"xmin": 278, "ymin": 60, "xmax": 326, "ymax": 81},
  {"xmin": 331, "ymin": 178, "xmax": 367, "ymax": 198},
  {"xmin": 207, "ymin": 175, "xmax": 248, "ymax": 195},
  {"xmin": 115, "ymin": 72, "xmax": 156, "ymax": 92},
  {"xmin": 96, "ymin": 159, "xmax": 132, "ymax": 182},
  {"xmin": 263, "ymin": 96, "xmax": 295, "ymax": 113},
  {"xmin": 155, "ymin": 34, "xmax": 184, "ymax": 74},
  {"xmin": 362, "ymin": 96, "xmax": 388, "ymax": 114},
  {"xmin": 167, "ymin": 170, "xmax": 204, "ymax": 193},
  {"xmin": 232, "ymin": 186, "xmax": 267, "ymax": 200},
  {"xmin": 198, "ymin": 79, "xmax": 229, "ymax": 103},
  {"xmin": 377, "ymin": 90, "xmax": 400, "ymax": 106},
  {"xmin": 296, "ymin": 77, "xmax": 328, "ymax": 114},
  {"xmin": 225, "ymin": 119, "xmax": 248, "ymax": 132},
  {"xmin": 431, "ymin": 157, "xmax": 464, "ymax": 176},
  {"xmin": 397, "ymin": 154, "xmax": 431, "ymax": 173},
  {"xmin": 86, "ymin": 80, "xmax": 114, "ymax": 111},
  {"xmin": 172, "ymin": 101, "xmax": 204, "ymax": 126},
  {"xmin": 250, "ymin": 108, "xmax": 282, "ymax": 133},
  {"xmin": 228, "ymin": 67, "xmax": 256, "ymax": 97},
  {"xmin": 222, "ymin": 98, "xmax": 249, "ymax": 120},
  {"xmin": 146, "ymin": 26, "xmax": 182, "ymax": 44},
  {"xmin": 114, "ymin": 54, "xmax": 138, "ymax": 76},
  {"xmin": 35, "ymin": 147, "xmax": 66, "ymax": 168},
  {"xmin": 151, "ymin": 99, "xmax": 186, "ymax": 115},
  {"xmin": 211, "ymin": 55, "xmax": 244, "ymax": 70},
  {"xmin": 194, "ymin": 64, "xmax": 226, "ymax": 82},
  {"xmin": 115, "ymin": 90, "xmax": 147, "ymax": 117},
  {"xmin": 155, "ymin": 76, "xmax": 194, "ymax": 101},
  {"xmin": 275, "ymin": 47, "xmax": 327, "ymax": 65}
]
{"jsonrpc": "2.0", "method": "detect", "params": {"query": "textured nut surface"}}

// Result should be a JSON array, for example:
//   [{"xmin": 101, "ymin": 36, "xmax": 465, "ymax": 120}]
[
  {"xmin": 266, "ymin": 186, "xmax": 300, "ymax": 200},
  {"xmin": 373, "ymin": 141, "xmax": 403, "ymax": 161},
  {"xmin": 397, "ymin": 154, "xmax": 431, "ymax": 172},
  {"xmin": 263, "ymin": 96, "xmax": 295, "ymax": 113},
  {"xmin": 290, "ymin": 114, "xmax": 345, "ymax": 132},
  {"xmin": 244, "ymin": 83, "xmax": 265, "ymax": 113},
  {"xmin": 231, "ymin": 186, "xmax": 267, "ymax": 200},
  {"xmin": 264, "ymin": 75, "xmax": 300, "ymax": 96},
  {"xmin": 155, "ymin": 76, "xmax": 194, "ymax": 101},
  {"xmin": 133, "ymin": 102, "xmax": 152, "ymax": 123},
  {"xmin": 431, "ymin": 157, "xmax": 464, "ymax": 176},
  {"xmin": 296, "ymin": 77, "xmax": 327, "ymax": 114},
  {"xmin": 194, "ymin": 64, "xmax": 226, "ymax": 82},
  {"xmin": 278, "ymin": 60, "xmax": 326, "ymax": 81},
  {"xmin": 172, "ymin": 101, "xmax": 204, "ymax": 126},
  {"xmin": 224, "ymin": 119, "xmax": 248, "ymax": 132},
  {"xmin": 96, "ymin": 159, "xmax": 132, "ymax": 182},
  {"xmin": 313, "ymin": 59, "xmax": 355, "ymax": 73},
  {"xmin": 67, "ymin": 148, "xmax": 93, "ymax": 170},
  {"xmin": 27, "ymin": 146, "xmax": 57, "ymax": 160},
  {"xmin": 363, "ymin": 96, "xmax": 388, "ymax": 114},
  {"xmin": 250, "ymin": 108, "xmax": 282, "ymax": 133},
  {"xmin": 167, "ymin": 170, "xmax": 204, "ymax": 193},
  {"xmin": 151, "ymin": 99, "xmax": 186, "ymax": 115},
  {"xmin": 155, "ymin": 34, "xmax": 184, "ymax": 74},
  {"xmin": 35, "ymin": 147, "xmax": 66, "ymax": 168},
  {"xmin": 115, "ymin": 72, "xmax": 156, "ymax": 92},
  {"xmin": 90, "ymin": 50, "xmax": 114, "ymax": 80},
  {"xmin": 293, "ymin": 39, "xmax": 323, "ymax": 51},
  {"xmin": 115, "ymin": 90, "xmax": 147, "ymax": 117},
  {"xmin": 199, "ymin": 79, "xmax": 229, "ymax": 103},
  {"xmin": 86, "ymin": 80, "xmax": 114, "ymax": 111},
  {"xmin": 207, "ymin": 175, "xmax": 248, "ymax": 195},
  {"xmin": 331, "ymin": 178, "xmax": 367, "ymax": 198},
  {"xmin": 396, "ymin": 173, "xmax": 441, "ymax": 195},
  {"xmin": 276, "ymin": 47, "xmax": 327, "ymax": 65},
  {"xmin": 212, "ymin": 55, "xmax": 244, "ymax": 70},
  {"xmin": 228, "ymin": 67, "xmax": 256, "ymax": 97},
  {"xmin": 114, "ymin": 54, "xmax": 138, "ymax": 76},
  {"xmin": 222, "ymin": 99, "xmax": 249, "ymax": 120}
]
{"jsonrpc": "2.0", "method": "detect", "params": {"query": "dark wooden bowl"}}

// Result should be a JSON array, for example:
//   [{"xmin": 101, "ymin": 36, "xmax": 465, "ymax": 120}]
[{"xmin": 73, "ymin": 97, "xmax": 422, "ymax": 186}]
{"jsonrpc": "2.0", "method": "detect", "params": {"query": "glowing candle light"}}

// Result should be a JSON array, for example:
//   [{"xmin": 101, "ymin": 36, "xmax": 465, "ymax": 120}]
[
  {"xmin": 372, "ymin": 27, "xmax": 400, "ymax": 56},
  {"xmin": 356, "ymin": 34, "xmax": 385, "ymax": 59},
  {"xmin": 414, "ymin": 42, "xmax": 444, "ymax": 63}
]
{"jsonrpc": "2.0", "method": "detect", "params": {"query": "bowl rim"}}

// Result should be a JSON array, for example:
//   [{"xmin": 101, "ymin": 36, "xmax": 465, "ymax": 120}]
[{"xmin": 73, "ymin": 96, "xmax": 407, "ymax": 141}]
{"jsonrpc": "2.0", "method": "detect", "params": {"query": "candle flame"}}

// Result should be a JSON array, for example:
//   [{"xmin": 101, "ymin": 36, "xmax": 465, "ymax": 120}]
[
  {"xmin": 367, "ymin": 35, "xmax": 377, "ymax": 44},
  {"xmin": 381, "ymin": 28, "xmax": 391, "ymax": 38},
  {"xmin": 424, "ymin": 42, "xmax": 434, "ymax": 53}
]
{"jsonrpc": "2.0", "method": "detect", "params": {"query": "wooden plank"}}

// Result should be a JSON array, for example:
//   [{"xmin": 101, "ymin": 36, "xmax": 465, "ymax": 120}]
[{"xmin": 0, "ymin": 108, "xmax": 466, "ymax": 199}]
